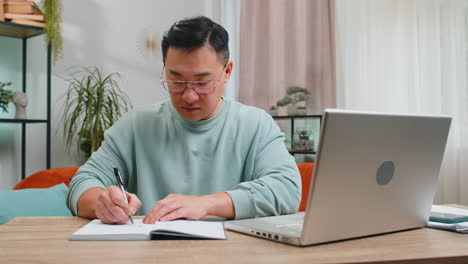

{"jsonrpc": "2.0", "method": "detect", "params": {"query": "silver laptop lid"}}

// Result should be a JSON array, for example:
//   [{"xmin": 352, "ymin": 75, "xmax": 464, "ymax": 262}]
[{"xmin": 301, "ymin": 109, "xmax": 451, "ymax": 245}]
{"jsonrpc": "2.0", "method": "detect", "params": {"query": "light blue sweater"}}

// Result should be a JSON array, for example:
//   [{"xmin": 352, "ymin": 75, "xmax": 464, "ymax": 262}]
[{"xmin": 67, "ymin": 99, "xmax": 301, "ymax": 219}]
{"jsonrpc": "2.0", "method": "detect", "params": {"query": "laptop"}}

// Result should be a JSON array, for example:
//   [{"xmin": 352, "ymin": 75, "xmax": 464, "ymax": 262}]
[{"xmin": 225, "ymin": 109, "xmax": 452, "ymax": 246}]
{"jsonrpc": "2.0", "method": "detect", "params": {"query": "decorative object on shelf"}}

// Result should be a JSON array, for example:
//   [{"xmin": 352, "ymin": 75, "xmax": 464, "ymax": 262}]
[
  {"xmin": 0, "ymin": 81, "xmax": 14, "ymax": 112},
  {"xmin": 40, "ymin": 0, "xmax": 63, "ymax": 64},
  {"xmin": 12, "ymin": 91, "xmax": 28, "ymax": 119},
  {"xmin": 292, "ymin": 128, "xmax": 314, "ymax": 152},
  {"xmin": 137, "ymin": 27, "xmax": 159, "ymax": 61},
  {"xmin": 268, "ymin": 105, "xmax": 278, "ymax": 116},
  {"xmin": 272, "ymin": 115, "xmax": 322, "ymax": 162},
  {"xmin": 61, "ymin": 66, "xmax": 132, "ymax": 159},
  {"xmin": 276, "ymin": 86, "xmax": 310, "ymax": 115}
]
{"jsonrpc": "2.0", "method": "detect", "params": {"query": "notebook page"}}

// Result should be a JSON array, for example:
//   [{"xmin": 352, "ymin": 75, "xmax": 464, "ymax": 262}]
[
  {"xmin": 71, "ymin": 219, "xmax": 155, "ymax": 240},
  {"xmin": 153, "ymin": 220, "xmax": 226, "ymax": 239}
]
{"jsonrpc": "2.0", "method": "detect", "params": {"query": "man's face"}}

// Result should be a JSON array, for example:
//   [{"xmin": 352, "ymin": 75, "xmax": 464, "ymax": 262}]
[{"xmin": 163, "ymin": 45, "xmax": 233, "ymax": 121}]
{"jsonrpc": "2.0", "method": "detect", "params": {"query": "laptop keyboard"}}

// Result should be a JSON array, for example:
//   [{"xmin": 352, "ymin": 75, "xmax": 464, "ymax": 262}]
[
  {"xmin": 275, "ymin": 223, "xmax": 303, "ymax": 233},
  {"xmin": 256, "ymin": 213, "xmax": 305, "ymax": 236}
]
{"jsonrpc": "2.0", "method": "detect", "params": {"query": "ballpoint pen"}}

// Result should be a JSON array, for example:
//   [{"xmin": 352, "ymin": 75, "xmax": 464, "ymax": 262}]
[{"xmin": 113, "ymin": 167, "xmax": 134, "ymax": 224}]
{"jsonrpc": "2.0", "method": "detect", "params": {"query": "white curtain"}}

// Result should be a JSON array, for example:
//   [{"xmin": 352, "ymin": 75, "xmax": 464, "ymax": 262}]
[
  {"xmin": 335, "ymin": 0, "xmax": 468, "ymax": 205},
  {"xmin": 202, "ymin": 0, "xmax": 240, "ymax": 101}
]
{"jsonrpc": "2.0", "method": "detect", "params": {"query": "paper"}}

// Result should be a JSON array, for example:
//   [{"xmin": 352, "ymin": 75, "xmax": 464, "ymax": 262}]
[
  {"xmin": 426, "ymin": 205, "xmax": 468, "ymax": 234},
  {"xmin": 71, "ymin": 219, "xmax": 226, "ymax": 240}
]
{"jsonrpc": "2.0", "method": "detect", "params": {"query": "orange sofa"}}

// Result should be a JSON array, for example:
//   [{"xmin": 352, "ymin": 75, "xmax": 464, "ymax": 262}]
[
  {"xmin": 296, "ymin": 163, "xmax": 314, "ymax": 212},
  {"xmin": 13, "ymin": 163, "xmax": 314, "ymax": 212},
  {"xmin": 13, "ymin": 167, "xmax": 79, "ymax": 190}
]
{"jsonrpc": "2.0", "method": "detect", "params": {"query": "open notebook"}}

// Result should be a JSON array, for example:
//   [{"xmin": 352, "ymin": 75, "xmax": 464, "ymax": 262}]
[{"xmin": 70, "ymin": 219, "xmax": 226, "ymax": 240}]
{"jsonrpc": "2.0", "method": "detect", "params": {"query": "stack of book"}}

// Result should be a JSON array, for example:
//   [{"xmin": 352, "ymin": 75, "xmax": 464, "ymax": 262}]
[{"xmin": 1, "ymin": 0, "xmax": 45, "ymax": 28}]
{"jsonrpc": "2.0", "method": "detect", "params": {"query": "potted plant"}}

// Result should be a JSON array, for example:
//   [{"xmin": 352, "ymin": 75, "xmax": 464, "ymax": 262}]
[
  {"xmin": 40, "ymin": 0, "xmax": 63, "ymax": 64},
  {"xmin": 276, "ymin": 86, "xmax": 310, "ymax": 115},
  {"xmin": 61, "ymin": 66, "xmax": 132, "ymax": 159},
  {"xmin": 298, "ymin": 128, "xmax": 311, "ymax": 140},
  {"xmin": 293, "ymin": 128, "xmax": 314, "ymax": 151},
  {"xmin": 0, "ymin": 81, "xmax": 14, "ymax": 113}
]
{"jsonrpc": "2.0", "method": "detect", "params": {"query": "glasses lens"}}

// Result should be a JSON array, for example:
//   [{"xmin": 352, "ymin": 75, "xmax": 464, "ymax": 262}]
[
  {"xmin": 192, "ymin": 82, "xmax": 214, "ymax": 94},
  {"xmin": 164, "ymin": 81, "xmax": 186, "ymax": 93}
]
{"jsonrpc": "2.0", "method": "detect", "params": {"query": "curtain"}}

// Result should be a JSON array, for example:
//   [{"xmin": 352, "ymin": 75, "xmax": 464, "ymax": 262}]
[
  {"xmin": 238, "ymin": 0, "xmax": 336, "ymax": 114},
  {"xmin": 335, "ymin": 0, "xmax": 468, "ymax": 205}
]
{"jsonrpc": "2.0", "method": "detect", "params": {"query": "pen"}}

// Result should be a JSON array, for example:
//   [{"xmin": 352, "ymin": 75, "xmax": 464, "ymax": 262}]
[{"xmin": 113, "ymin": 167, "xmax": 134, "ymax": 224}]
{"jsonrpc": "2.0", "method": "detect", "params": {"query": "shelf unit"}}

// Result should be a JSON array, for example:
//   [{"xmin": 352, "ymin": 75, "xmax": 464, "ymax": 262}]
[
  {"xmin": 272, "ymin": 114, "xmax": 322, "ymax": 161},
  {"xmin": 0, "ymin": 21, "xmax": 51, "ymax": 179}
]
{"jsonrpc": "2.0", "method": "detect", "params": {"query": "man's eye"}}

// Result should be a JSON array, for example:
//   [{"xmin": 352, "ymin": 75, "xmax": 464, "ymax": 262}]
[
  {"xmin": 173, "ymin": 81, "xmax": 186, "ymax": 87},
  {"xmin": 194, "ymin": 82, "xmax": 210, "ymax": 88}
]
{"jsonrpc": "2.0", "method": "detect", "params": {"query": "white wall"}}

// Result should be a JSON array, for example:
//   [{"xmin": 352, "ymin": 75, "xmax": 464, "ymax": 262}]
[{"xmin": 0, "ymin": 0, "xmax": 239, "ymax": 189}]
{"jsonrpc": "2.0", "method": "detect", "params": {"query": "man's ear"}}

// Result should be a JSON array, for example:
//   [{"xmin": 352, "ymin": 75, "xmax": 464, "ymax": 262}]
[{"xmin": 223, "ymin": 61, "xmax": 234, "ymax": 83}]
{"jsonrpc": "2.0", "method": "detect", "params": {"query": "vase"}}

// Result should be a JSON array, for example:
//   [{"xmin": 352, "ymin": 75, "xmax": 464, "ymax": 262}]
[
  {"xmin": 287, "ymin": 104, "xmax": 296, "ymax": 115},
  {"xmin": 295, "ymin": 108, "xmax": 307, "ymax": 115},
  {"xmin": 13, "ymin": 92, "xmax": 27, "ymax": 119}
]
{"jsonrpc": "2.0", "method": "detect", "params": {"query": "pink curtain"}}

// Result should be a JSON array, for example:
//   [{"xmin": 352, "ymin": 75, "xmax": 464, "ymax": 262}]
[{"xmin": 239, "ymin": 0, "xmax": 336, "ymax": 114}]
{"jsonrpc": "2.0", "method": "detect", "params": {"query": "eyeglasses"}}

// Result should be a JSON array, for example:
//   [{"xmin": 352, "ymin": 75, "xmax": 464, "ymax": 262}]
[{"xmin": 160, "ymin": 67, "xmax": 225, "ymax": 95}]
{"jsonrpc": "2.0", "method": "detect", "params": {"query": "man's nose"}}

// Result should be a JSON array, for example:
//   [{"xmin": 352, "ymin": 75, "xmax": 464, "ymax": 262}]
[{"xmin": 181, "ymin": 84, "xmax": 199, "ymax": 103}]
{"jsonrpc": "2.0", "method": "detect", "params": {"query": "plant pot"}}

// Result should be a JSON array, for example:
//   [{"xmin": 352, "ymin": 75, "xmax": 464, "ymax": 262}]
[
  {"xmin": 295, "ymin": 108, "xmax": 307, "ymax": 115},
  {"xmin": 292, "ymin": 139, "xmax": 314, "ymax": 151},
  {"xmin": 287, "ymin": 104, "xmax": 296, "ymax": 115}
]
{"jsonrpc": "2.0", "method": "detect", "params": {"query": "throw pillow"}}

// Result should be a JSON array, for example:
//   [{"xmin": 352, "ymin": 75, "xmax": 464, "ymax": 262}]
[{"xmin": 0, "ymin": 183, "xmax": 72, "ymax": 225}]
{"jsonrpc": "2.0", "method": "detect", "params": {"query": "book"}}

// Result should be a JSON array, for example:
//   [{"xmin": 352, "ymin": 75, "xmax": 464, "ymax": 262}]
[
  {"xmin": 0, "ymin": 0, "xmax": 4, "ymax": 21},
  {"xmin": 70, "ymin": 219, "xmax": 227, "ymax": 241},
  {"xmin": 4, "ymin": 0, "xmax": 36, "ymax": 13},
  {"xmin": 5, "ymin": 0, "xmax": 32, "ymax": 2},
  {"xmin": 426, "ymin": 205, "xmax": 468, "ymax": 233},
  {"xmin": 4, "ymin": 0, "xmax": 32, "ymax": 4},
  {"xmin": 4, "ymin": 4, "xmax": 35, "ymax": 14},
  {"xmin": 9, "ymin": 19, "xmax": 45, "ymax": 28},
  {"xmin": 4, "ymin": 12, "xmax": 44, "ymax": 21}
]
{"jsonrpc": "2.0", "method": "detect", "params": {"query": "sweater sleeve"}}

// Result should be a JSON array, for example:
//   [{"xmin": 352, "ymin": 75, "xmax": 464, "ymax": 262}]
[
  {"xmin": 66, "ymin": 112, "xmax": 134, "ymax": 216},
  {"xmin": 226, "ymin": 111, "xmax": 302, "ymax": 219}
]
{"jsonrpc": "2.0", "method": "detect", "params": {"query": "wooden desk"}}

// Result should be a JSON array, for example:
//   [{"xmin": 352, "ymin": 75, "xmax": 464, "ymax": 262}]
[{"xmin": 0, "ymin": 216, "xmax": 467, "ymax": 264}]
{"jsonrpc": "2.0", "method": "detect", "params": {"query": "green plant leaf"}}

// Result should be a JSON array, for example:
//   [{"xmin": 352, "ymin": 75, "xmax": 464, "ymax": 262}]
[
  {"xmin": 41, "ymin": 0, "xmax": 64, "ymax": 64},
  {"xmin": 60, "ymin": 66, "xmax": 132, "ymax": 159},
  {"xmin": 0, "ymin": 82, "xmax": 14, "ymax": 113},
  {"xmin": 276, "ymin": 96, "xmax": 292, "ymax": 106}
]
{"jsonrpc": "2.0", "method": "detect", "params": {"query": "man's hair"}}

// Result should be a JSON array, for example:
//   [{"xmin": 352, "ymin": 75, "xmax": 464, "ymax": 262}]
[{"xmin": 162, "ymin": 16, "xmax": 229, "ymax": 65}]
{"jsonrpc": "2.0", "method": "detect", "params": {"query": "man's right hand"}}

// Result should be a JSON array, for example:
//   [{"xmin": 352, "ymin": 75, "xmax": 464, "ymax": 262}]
[{"xmin": 78, "ymin": 187, "xmax": 141, "ymax": 224}]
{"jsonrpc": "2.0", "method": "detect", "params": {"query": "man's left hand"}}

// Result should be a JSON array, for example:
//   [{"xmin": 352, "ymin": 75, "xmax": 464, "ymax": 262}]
[{"xmin": 142, "ymin": 192, "xmax": 234, "ymax": 224}]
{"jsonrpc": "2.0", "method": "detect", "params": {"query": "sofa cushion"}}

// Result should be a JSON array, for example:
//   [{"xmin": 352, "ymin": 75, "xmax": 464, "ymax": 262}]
[
  {"xmin": 297, "ymin": 162, "xmax": 314, "ymax": 212},
  {"xmin": 0, "ymin": 183, "xmax": 72, "ymax": 225},
  {"xmin": 13, "ymin": 167, "xmax": 79, "ymax": 190}
]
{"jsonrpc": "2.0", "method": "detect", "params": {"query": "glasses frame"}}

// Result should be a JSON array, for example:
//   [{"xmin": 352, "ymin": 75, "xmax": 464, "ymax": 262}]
[{"xmin": 160, "ymin": 65, "xmax": 226, "ymax": 95}]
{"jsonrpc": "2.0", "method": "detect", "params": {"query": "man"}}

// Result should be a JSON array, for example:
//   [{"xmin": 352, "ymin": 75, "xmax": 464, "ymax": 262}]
[{"xmin": 67, "ymin": 16, "xmax": 301, "ymax": 224}]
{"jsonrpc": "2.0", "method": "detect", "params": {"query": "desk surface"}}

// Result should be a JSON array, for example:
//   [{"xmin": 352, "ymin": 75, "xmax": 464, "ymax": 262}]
[{"xmin": 1, "ymin": 214, "xmax": 468, "ymax": 264}]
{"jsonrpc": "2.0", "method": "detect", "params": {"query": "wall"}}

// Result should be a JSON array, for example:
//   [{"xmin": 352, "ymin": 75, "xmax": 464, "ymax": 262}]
[{"xmin": 0, "ymin": 0, "xmax": 238, "ymax": 189}]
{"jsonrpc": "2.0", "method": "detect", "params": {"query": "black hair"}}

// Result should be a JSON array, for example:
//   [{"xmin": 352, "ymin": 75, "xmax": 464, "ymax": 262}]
[{"xmin": 162, "ymin": 16, "xmax": 229, "ymax": 65}]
